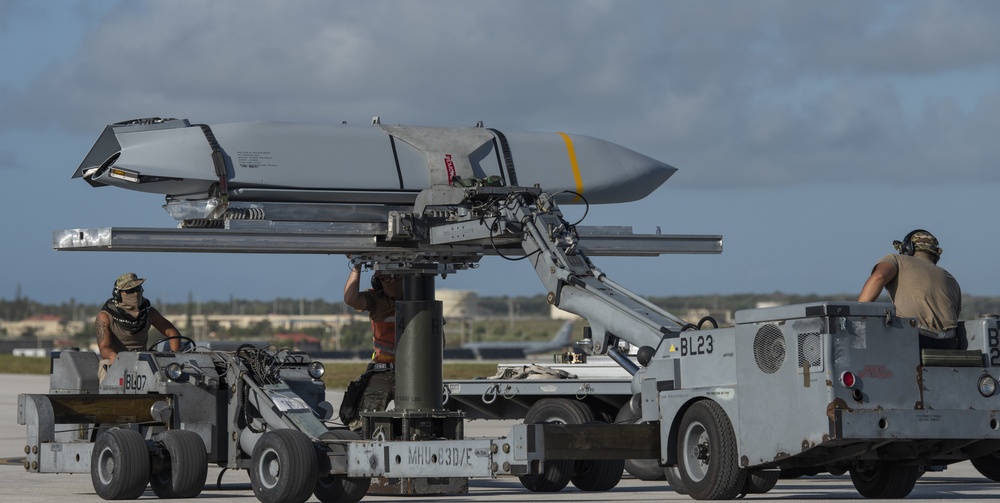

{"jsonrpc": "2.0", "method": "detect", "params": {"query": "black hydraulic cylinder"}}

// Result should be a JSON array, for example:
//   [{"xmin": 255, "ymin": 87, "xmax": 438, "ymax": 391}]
[
  {"xmin": 402, "ymin": 274, "xmax": 436, "ymax": 301},
  {"xmin": 395, "ymin": 275, "xmax": 444, "ymax": 411}
]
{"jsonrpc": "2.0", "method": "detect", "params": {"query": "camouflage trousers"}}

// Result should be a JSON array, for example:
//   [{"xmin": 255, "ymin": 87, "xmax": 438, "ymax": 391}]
[{"xmin": 348, "ymin": 369, "xmax": 395, "ymax": 432}]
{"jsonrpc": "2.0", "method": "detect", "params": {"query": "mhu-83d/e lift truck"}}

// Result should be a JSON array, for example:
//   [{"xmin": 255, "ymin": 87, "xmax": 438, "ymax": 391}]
[{"xmin": 22, "ymin": 117, "xmax": 1000, "ymax": 502}]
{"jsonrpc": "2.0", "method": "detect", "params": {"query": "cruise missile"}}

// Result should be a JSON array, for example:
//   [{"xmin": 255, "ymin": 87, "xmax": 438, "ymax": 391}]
[{"xmin": 74, "ymin": 118, "xmax": 676, "ymax": 216}]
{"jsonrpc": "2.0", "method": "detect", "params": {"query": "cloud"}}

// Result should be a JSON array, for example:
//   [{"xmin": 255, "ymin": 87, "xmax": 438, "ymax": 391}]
[
  {"xmin": 860, "ymin": 2, "xmax": 1000, "ymax": 73},
  {"xmin": 2, "ymin": 0, "xmax": 998, "ymax": 188}
]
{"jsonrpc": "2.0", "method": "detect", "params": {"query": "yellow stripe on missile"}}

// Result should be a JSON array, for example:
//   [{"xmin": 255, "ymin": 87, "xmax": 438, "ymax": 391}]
[{"xmin": 557, "ymin": 132, "xmax": 584, "ymax": 202}]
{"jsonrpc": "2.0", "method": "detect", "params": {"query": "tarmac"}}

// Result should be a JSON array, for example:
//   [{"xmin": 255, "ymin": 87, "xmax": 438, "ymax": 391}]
[{"xmin": 2, "ymin": 373, "xmax": 999, "ymax": 502}]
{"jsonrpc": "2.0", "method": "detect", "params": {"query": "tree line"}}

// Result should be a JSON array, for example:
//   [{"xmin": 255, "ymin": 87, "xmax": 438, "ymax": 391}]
[
  {"xmin": 6, "ymin": 291, "xmax": 1000, "ymax": 325},
  {"xmin": 7, "ymin": 291, "xmax": 1000, "ymax": 353}
]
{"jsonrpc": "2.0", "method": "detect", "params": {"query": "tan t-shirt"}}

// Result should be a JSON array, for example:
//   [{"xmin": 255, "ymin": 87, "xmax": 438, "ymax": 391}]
[{"xmin": 878, "ymin": 253, "xmax": 961, "ymax": 331}]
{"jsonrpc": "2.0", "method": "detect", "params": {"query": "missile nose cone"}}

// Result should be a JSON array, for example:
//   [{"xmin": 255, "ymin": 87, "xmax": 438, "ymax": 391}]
[
  {"xmin": 606, "ymin": 141, "xmax": 677, "ymax": 184},
  {"xmin": 570, "ymin": 138, "xmax": 676, "ymax": 203}
]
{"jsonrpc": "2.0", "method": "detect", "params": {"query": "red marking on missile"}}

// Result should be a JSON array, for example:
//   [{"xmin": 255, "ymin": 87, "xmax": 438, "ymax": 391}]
[{"xmin": 444, "ymin": 154, "xmax": 456, "ymax": 185}]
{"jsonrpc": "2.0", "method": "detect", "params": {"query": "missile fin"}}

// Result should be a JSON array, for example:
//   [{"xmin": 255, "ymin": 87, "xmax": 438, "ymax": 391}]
[{"xmin": 378, "ymin": 125, "xmax": 494, "ymax": 186}]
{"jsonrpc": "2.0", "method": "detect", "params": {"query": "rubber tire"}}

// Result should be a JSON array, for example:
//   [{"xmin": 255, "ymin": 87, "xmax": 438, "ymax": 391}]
[
  {"xmin": 849, "ymin": 463, "xmax": 920, "ymax": 499},
  {"xmin": 149, "ymin": 430, "xmax": 208, "ymax": 499},
  {"xmin": 571, "ymin": 459, "xmax": 625, "ymax": 491},
  {"xmin": 570, "ymin": 421, "xmax": 624, "ymax": 491},
  {"xmin": 827, "ymin": 465, "xmax": 848, "ymax": 476},
  {"xmin": 314, "ymin": 429, "xmax": 370, "ymax": 503},
  {"xmin": 676, "ymin": 400, "xmax": 747, "ymax": 500},
  {"xmin": 745, "ymin": 469, "xmax": 779, "ymax": 494},
  {"xmin": 971, "ymin": 451, "xmax": 1000, "ymax": 481},
  {"xmin": 614, "ymin": 403, "xmax": 665, "ymax": 481},
  {"xmin": 518, "ymin": 399, "xmax": 593, "ymax": 492},
  {"xmin": 664, "ymin": 466, "xmax": 688, "ymax": 495},
  {"xmin": 250, "ymin": 429, "xmax": 319, "ymax": 503},
  {"xmin": 91, "ymin": 428, "xmax": 151, "ymax": 500}
]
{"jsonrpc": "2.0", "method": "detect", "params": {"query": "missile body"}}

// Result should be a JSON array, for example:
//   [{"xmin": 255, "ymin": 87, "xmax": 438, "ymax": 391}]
[{"xmin": 74, "ymin": 118, "xmax": 675, "ymax": 207}]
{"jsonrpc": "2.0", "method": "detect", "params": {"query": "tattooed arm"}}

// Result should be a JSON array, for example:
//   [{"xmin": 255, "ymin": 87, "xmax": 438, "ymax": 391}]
[{"xmin": 96, "ymin": 311, "xmax": 118, "ymax": 362}]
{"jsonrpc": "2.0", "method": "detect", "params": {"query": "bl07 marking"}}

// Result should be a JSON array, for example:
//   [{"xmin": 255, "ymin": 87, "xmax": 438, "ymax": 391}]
[
  {"xmin": 680, "ymin": 334, "xmax": 714, "ymax": 356},
  {"xmin": 122, "ymin": 372, "xmax": 147, "ymax": 391}
]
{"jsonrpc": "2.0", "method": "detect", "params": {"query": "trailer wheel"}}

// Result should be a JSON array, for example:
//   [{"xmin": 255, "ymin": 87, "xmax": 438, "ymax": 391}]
[
  {"xmin": 149, "ymin": 430, "xmax": 208, "ymax": 499},
  {"xmin": 849, "ymin": 462, "xmax": 919, "ymax": 499},
  {"xmin": 971, "ymin": 451, "xmax": 1000, "ymax": 481},
  {"xmin": 91, "ymin": 428, "xmax": 151, "ymax": 500},
  {"xmin": 314, "ymin": 429, "xmax": 370, "ymax": 503},
  {"xmin": 250, "ymin": 429, "xmax": 319, "ymax": 503},
  {"xmin": 569, "ymin": 421, "xmax": 625, "ymax": 491},
  {"xmin": 518, "ymin": 398, "xmax": 593, "ymax": 492},
  {"xmin": 614, "ymin": 403, "xmax": 665, "ymax": 481},
  {"xmin": 676, "ymin": 400, "xmax": 747, "ymax": 500},
  {"xmin": 827, "ymin": 464, "xmax": 848, "ymax": 476},
  {"xmin": 744, "ymin": 469, "xmax": 779, "ymax": 494},
  {"xmin": 664, "ymin": 466, "xmax": 688, "ymax": 495},
  {"xmin": 571, "ymin": 458, "xmax": 625, "ymax": 491}
]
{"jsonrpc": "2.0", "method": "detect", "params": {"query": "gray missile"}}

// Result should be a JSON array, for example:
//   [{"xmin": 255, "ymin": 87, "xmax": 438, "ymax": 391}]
[{"xmin": 74, "ymin": 117, "xmax": 676, "ymax": 210}]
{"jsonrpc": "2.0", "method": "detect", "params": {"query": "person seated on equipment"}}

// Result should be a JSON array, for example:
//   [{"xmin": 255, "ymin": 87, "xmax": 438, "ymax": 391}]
[
  {"xmin": 858, "ymin": 229, "xmax": 962, "ymax": 349},
  {"xmin": 96, "ymin": 272, "xmax": 184, "ymax": 381}
]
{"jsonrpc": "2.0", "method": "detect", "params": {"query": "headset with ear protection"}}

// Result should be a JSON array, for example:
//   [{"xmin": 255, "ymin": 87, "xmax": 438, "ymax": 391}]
[
  {"xmin": 897, "ymin": 229, "xmax": 929, "ymax": 256},
  {"xmin": 371, "ymin": 274, "xmax": 383, "ymax": 293}
]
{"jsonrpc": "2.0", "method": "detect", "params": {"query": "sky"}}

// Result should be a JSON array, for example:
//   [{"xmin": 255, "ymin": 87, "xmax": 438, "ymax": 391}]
[{"xmin": 1, "ymin": 1, "xmax": 999, "ymax": 307}]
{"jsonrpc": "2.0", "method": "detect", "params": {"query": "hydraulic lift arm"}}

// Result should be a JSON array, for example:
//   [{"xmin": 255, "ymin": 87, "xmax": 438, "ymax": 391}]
[{"xmin": 495, "ymin": 190, "xmax": 698, "ymax": 355}]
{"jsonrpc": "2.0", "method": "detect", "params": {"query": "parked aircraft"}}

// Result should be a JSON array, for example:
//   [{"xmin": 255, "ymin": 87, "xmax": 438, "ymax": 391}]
[{"xmin": 462, "ymin": 319, "xmax": 578, "ymax": 360}]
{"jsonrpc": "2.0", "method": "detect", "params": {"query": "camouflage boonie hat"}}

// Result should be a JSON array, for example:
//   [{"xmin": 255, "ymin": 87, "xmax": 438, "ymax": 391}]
[{"xmin": 115, "ymin": 272, "xmax": 145, "ymax": 291}]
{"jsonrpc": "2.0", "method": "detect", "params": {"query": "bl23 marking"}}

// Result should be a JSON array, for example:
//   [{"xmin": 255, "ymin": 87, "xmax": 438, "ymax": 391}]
[{"xmin": 680, "ymin": 334, "xmax": 714, "ymax": 356}]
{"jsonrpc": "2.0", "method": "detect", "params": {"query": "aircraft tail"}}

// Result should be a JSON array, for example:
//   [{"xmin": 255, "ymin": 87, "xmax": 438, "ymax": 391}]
[{"xmin": 551, "ymin": 319, "xmax": 575, "ymax": 344}]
